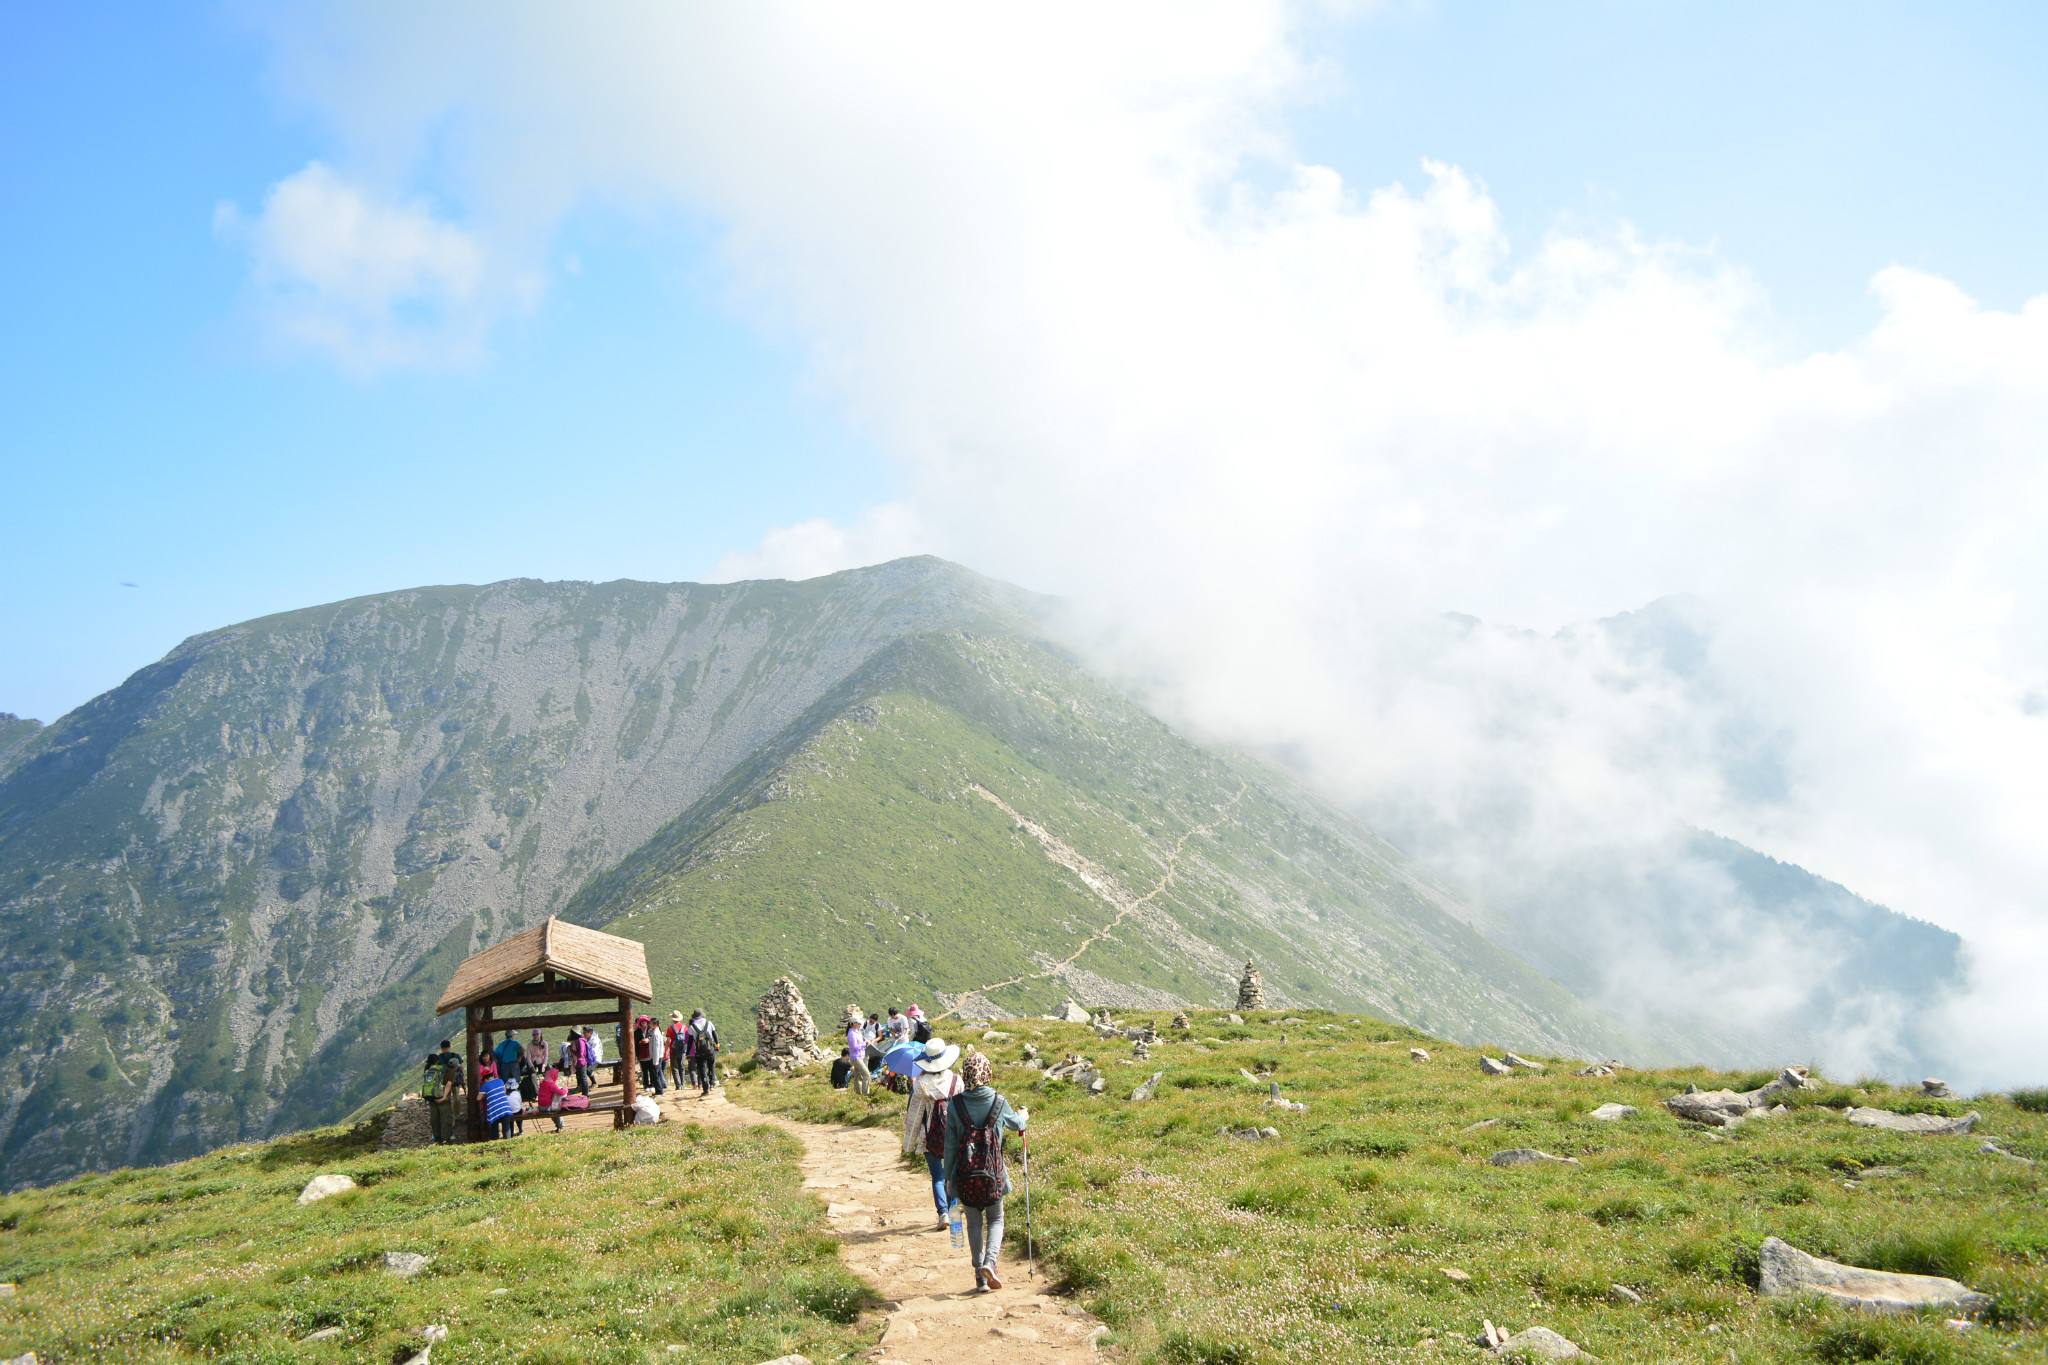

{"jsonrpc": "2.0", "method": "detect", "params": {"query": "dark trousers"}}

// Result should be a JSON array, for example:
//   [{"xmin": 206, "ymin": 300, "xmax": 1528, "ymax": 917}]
[
  {"xmin": 668, "ymin": 1051, "xmax": 688, "ymax": 1089},
  {"xmin": 639, "ymin": 1058, "xmax": 660, "ymax": 1091},
  {"xmin": 574, "ymin": 1064, "xmax": 591, "ymax": 1095},
  {"xmin": 693, "ymin": 1052, "xmax": 718, "ymax": 1092}
]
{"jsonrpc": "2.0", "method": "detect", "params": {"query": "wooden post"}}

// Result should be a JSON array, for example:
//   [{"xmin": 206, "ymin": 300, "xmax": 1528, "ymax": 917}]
[
  {"xmin": 617, "ymin": 995, "xmax": 636, "ymax": 1130},
  {"xmin": 464, "ymin": 1005, "xmax": 482, "ymax": 1142}
]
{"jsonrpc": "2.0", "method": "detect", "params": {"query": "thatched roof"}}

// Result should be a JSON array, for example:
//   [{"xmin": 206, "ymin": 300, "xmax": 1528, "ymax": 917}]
[{"xmin": 435, "ymin": 917, "xmax": 652, "ymax": 1013}]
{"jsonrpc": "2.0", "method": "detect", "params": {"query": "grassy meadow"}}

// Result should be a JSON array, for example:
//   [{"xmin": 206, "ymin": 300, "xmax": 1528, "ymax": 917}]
[
  {"xmin": 0, "ymin": 1113, "xmax": 878, "ymax": 1364},
  {"xmin": 734, "ymin": 1010, "xmax": 2048, "ymax": 1364}
]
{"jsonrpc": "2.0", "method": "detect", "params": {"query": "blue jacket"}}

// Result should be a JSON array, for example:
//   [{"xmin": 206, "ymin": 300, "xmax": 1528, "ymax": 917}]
[{"xmin": 942, "ymin": 1086, "xmax": 1026, "ymax": 1200}]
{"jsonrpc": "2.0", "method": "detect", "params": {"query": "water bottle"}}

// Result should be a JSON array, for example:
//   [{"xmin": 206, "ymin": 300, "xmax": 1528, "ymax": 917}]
[{"xmin": 948, "ymin": 1202, "xmax": 965, "ymax": 1249}]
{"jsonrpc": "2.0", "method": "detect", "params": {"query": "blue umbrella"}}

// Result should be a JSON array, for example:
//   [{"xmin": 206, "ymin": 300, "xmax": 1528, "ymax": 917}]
[{"xmin": 883, "ymin": 1043, "xmax": 924, "ymax": 1076}]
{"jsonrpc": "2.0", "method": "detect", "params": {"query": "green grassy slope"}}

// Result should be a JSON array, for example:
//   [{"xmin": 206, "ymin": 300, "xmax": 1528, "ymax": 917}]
[
  {"xmin": 0, "ymin": 1113, "xmax": 877, "ymax": 1364},
  {"xmin": 738, "ymin": 1011, "xmax": 2048, "ymax": 1365},
  {"xmin": 571, "ymin": 630, "xmax": 1633, "ymax": 1059}
]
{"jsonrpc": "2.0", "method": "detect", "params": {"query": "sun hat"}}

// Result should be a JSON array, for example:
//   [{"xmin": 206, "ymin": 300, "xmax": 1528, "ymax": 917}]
[
  {"xmin": 670, "ymin": 1010, "xmax": 683, "ymax": 1021},
  {"xmin": 915, "ymin": 1037, "xmax": 961, "ymax": 1072}
]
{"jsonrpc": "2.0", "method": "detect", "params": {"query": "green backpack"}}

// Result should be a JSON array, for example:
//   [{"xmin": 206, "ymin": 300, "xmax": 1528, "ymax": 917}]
[{"xmin": 421, "ymin": 1061, "xmax": 444, "ymax": 1100}]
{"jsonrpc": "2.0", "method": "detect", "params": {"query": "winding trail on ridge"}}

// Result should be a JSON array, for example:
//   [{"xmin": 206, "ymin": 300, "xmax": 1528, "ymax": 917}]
[
  {"xmin": 938, "ymin": 781, "xmax": 1249, "ymax": 1019},
  {"xmin": 675, "ymin": 1085, "xmax": 1103, "ymax": 1364}
]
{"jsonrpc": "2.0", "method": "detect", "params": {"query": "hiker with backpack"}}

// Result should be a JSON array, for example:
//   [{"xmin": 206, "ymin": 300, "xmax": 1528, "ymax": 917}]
[
  {"xmin": 943, "ymin": 1050, "xmax": 1029, "ymax": 1292},
  {"xmin": 492, "ymin": 1028, "xmax": 525, "ymax": 1087},
  {"xmin": 426, "ymin": 1040, "xmax": 462, "ymax": 1144},
  {"xmin": 902, "ymin": 1037, "xmax": 963, "ymax": 1226},
  {"xmin": 686, "ymin": 1009, "xmax": 721, "ymax": 1094},
  {"xmin": 908, "ymin": 1005, "xmax": 932, "ymax": 1045},
  {"xmin": 665, "ymin": 1011, "xmax": 691, "ymax": 1091}
]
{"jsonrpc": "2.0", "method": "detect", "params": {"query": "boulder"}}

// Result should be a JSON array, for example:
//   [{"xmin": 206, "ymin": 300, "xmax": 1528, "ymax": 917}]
[
  {"xmin": 382, "ymin": 1251, "xmax": 432, "ymax": 1278},
  {"xmin": 1410, "ymin": 1048, "xmax": 1431, "ymax": 1062},
  {"xmin": 380, "ymin": 1093, "xmax": 434, "ymax": 1150},
  {"xmin": 1220, "ymin": 1125, "xmax": 1281, "ymax": 1141},
  {"xmin": 1493, "ymin": 1326, "xmax": 1585, "ymax": 1359},
  {"xmin": 1607, "ymin": 1284, "xmax": 1641, "ymax": 1305},
  {"xmin": 1479, "ymin": 1057, "xmax": 1512, "ymax": 1076},
  {"xmin": 1441, "ymin": 1267, "xmax": 1472, "ymax": 1282},
  {"xmin": 1130, "ymin": 1071, "xmax": 1164, "ymax": 1102},
  {"xmin": 1224, "ymin": 1012, "xmax": 1244, "ymax": 1025},
  {"xmin": 1575, "ymin": 1060, "xmax": 1623, "ymax": 1077},
  {"xmin": 1981, "ymin": 1140, "xmax": 2035, "ymax": 1166},
  {"xmin": 1922, "ymin": 1078, "xmax": 1954, "ymax": 1098},
  {"xmin": 297, "ymin": 1173, "xmax": 357, "ymax": 1205},
  {"xmin": 756, "ymin": 1357, "xmax": 815, "ymax": 1365},
  {"xmin": 1588, "ymin": 1104, "xmax": 1637, "ymax": 1122},
  {"xmin": 1759, "ymin": 1236, "xmax": 1991, "ymax": 1315},
  {"xmin": 1845, "ymin": 1107, "xmax": 1978, "ymax": 1135},
  {"xmin": 1171, "ymin": 1011, "xmax": 1190, "ymax": 1030},
  {"xmin": 1488, "ymin": 1148, "xmax": 1580, "ymax": 1168},
  {"xmin": 1059, "ymin": 1000, "xmax": 1090, "ymax": 1024},
  {"xmin": 1665, "ymin": 1067, "xmax": 1811, "ymax": 1127},
  {"xmin": 1503, "ymin": 1053, "xmax": 1546, "ymax": 1072},
  {"xmin": 301, "ymin": 1327, "xmax": 343, "ymax": 1342}
]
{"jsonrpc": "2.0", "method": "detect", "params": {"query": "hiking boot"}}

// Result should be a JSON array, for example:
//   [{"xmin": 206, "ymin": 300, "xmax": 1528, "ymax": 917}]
[
  {"xmin": 974, "ymin": 1268, "xmax": 988, "ymax": 1292},
  {"xmin": 983, "ymin": 1268, "xmax": 1003, "ymax": 1291}
]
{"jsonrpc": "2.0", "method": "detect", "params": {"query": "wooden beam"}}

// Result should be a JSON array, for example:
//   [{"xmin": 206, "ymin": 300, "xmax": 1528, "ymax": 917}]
[
  {"xmin": 476, "ymin": 984, "xmax": 616, "ymax": 1008},
  {"xmin": 478, "ymin": 1008, "xmax": 623, "ymax": 1034},
  {"xmin": 618, "ymin": 994, "xmax": 636, "ymax": 1130}
]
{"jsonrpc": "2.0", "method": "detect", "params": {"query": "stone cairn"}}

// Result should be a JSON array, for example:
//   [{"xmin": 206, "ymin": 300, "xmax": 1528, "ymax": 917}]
[
  {"xmin": 1236, "ymin": 960, "xmax": 1266, "ymax": 1011},
  {"xmin": 754, "ymin": 977, "xmax": 831, "ymax": 1073},
  {"xmin": 379, "ymin": 1092, "xmax": 434, "ymax": 1150}
]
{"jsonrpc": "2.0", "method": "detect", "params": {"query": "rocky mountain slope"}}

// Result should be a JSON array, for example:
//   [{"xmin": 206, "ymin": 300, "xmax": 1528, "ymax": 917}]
[
  {"xmin": 0, "ymin": 713, "xmax": 39, "ymax": 777},
  {"xmin": 0, "ymin": 559, "xmax": 1030, "ymax": 1186},
  {"xmin": 568, "ymin": 629, "xmax": 1633, "ymax": 1056}
]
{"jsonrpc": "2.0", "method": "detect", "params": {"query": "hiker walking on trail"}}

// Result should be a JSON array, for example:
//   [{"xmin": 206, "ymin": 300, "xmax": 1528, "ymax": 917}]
[
  {"xmin": 687, "ymin": 1009, "xmax": 721, "ymax": 1093},
  {"xmin": 427, "ymin": 1040, "xmax": 462, "ymax": 1145},
  {"xmin": 903, "ymin": 1037, "xmax": 963, "ymax": 1226},
  {"xmin": 943, "ymin": 1050, "xmax": 1029, "ymax": 1292},
  {"xmin": 665, "ymin": 1011, "xmax": 691, "ymax": 1090},
  {"xmin": 634, "ymin": 1015, "xmax": 659, "ymax": 1093},
  {"xmin": 845, "ymin": 1010, "xmax": 873, "ymax": 1097}
]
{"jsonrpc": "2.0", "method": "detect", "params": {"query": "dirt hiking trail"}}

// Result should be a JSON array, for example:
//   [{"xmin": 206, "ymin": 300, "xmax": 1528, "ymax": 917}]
[{"xmin": 674, "ymin": 1085, "xmax": 1104, "ymax": 1363}]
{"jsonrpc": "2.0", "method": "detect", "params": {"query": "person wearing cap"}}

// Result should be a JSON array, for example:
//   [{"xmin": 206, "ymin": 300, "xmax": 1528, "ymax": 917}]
[
  {"xmin": 943, "ymin": 1050, "xmax": 1029, "ymax": 1292},
  {"xmin": 844, "ymin": 1009, "xmax": 872, "ymax": 1097},
  {"xmin": 665, "ymin": 1011, "xmax": 691, "ymax": 1091},
  {"xmin": 902, "ymin": 1036, "xmax": 963, "ymax": 1226}
]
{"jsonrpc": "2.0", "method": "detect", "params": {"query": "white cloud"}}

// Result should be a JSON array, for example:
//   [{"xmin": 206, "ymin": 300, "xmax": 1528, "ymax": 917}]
[
  {"xmin": 709, "ymin": 504, "xmax": 925, "ymax": 584},
  {"xmin": 249, "ymin": 3, "xmax": 2048, "ymax": 1086},
  {"xmin": 215, "ymin": 161, "xmax": 493, "ymax": 371}
]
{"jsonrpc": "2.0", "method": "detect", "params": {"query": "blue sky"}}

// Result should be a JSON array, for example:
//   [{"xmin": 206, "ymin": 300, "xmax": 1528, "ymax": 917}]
[{"xmin": 2, "ymin": 2, "xmax": 2043, "ymax": 723}]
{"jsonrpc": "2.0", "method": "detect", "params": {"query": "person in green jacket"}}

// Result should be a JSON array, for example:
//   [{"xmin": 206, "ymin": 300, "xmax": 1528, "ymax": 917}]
[
  {"xmin": 427, "ymin": 1048, "xmax": 463, "ymax": 1145},
  {"xmin": 941, "ymin": 1050, "xmax": 1029, "ymax": 1292}
]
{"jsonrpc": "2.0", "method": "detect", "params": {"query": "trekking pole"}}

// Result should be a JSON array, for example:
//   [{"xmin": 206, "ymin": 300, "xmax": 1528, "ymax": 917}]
[{"xmin": 1020, "ymin": 1132, "xmax": 1036, "ymax": 1280}]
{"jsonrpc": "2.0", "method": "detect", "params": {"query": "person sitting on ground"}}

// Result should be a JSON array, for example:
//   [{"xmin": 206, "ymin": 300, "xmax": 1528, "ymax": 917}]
[
  {"xmin": 830, "ymin": 1048, "xmax": 854, "ymax": 1089},
  {"xmin": 903, "ymin": 1036, "xmax": 963, "ymax": 1227},
  {"xmin": 943, "ymin": 1050, "xmax": 1029, "ymax": 1293},
  {"xmin": 535, "ymin": 1064, "xmax": 568, "ymax": 1132}
]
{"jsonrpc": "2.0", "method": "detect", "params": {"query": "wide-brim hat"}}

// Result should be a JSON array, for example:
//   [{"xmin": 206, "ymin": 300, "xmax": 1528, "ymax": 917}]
[
  {"xmin": 916, "ymin": 1039, "xmax": 960, "ymax": 1072},
  {"xmin": 670, "ymin": 1011, "xmax": 683, "ymax": 1020}
]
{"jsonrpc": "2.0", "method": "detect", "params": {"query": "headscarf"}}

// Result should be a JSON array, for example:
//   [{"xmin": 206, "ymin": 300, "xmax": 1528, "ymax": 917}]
[{"xmin": 961, "ymin": 1050, "xmax": 993, "ymax": 1090}]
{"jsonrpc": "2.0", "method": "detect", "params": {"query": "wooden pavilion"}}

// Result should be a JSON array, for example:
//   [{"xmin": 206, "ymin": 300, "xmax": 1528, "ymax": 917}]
[{"xmin": 435, "ymin": 916, "xmax": 653, "ymax": 1139}]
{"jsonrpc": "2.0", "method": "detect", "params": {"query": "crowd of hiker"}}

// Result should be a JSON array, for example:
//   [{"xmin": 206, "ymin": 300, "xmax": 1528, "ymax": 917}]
[
  {"xmin": 837, "ymin": 1004, "xmax": 1031, "ymax": 1293},
  {"xmin": 418, "ymin": 1007, "xmax": 723, "ymax": 1143}
]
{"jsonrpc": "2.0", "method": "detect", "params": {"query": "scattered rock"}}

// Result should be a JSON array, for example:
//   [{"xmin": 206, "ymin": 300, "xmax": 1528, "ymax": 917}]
[
  {"xmin": 1488, "ymin": 1148, "xmax": 1580, "ymax": 1168},
  {"xmin": 1588, "ymin": 1104, "xmax": 1637, "ymax": 1122},
  {"xmin": 1493, "ymin": 1325, "xmax": 1586, "ymax": 1359},
  {"xmin": 1021, "ymin": 1042, "xmax": 1039, "ymax": 1062},
  {"xmin": 297, "ymin": 1173, "xmax": 357, "ymax": 1205},
  {"xmin": 1981, "ymin": 1140, "xmax": 2035, "ymax": 1166},
  {"xmin": 1504, "ymin": 1053, "xmax": 1546, "ymax": 1072},
  {"xmin": 1266, "ymin": 1082, "xmax": 1308, "ymax": 1114},
  {"xmin": 1608, "ymin": 1283, "xmax": 1641, "ymax": 1305},
  {"xmin": 981, "ymin": 1029, "xmax": 1013, "ymax": 1042},
  {"xmin": 301, "ymin": 1327, "xmax": 343, "ymax": 1342},
  {"xmin": 1441, "ymin": 1267, "xmax": 1472, "ymax": 1283},
  {"xmin": 1922, "ymin": 1078, "xmax": 1954, "ymax": 1098},
  {"xmin": 420, "ymin": 1326, "xmax": 448, "ymax": 1345},
  {"xmin": 1665, "ymin": 1067, "xmax": 1811, "ymax": 1127},
  {"xmin": 1220, "ymin": 1125, "xmax": 1281, "ymax": 1141},
  {"xmin": 1478, "ymin": 1320, "xmax": 1506, "ymax": 1349},
  {"xmin": 1130, "ymin": 1071, "xmax": 1163, "ymax": 1102},
  {"xmin": 755, "ymin": 1357, "xmax": 814, "ymax": 1365},
  {"xmin": 1236, "ymin": 961, "xmax": 1266, "ymax": 1010},
  {"xmin": 381, "ymin": 1251, "xmax": 432, "ymax": 1278},
  {"xmin": 1060, "ymin": 1000, "xmax": 1090, "ymax": 1024},
  {"xmin": 1575, "ymin": 1060, "xmax": 1625, "ymax": 1077},
  {"xmin": 1759, "ymin": 1236, "xmax": 1991, "ymax": 1315},
  {"xmin": 1845, "ymin": 1108, "xmax": 1978, "ymax": 1135},
  {"xmin": 1462, "ymin": 1118, "xmax": 1501, "ymax": 1132},
  {"xmin": 1480, "ymin": 1057, "xmax": 1512, "ymax": 1076},
  {"xmin": 754, "ymin": 979, "xmax": 831, "ymax": 1073},
  {"xmin": 381, "ymin": 1092, "xmax": 435, "ymax": 1149},
  {"xmin": 1410, "ymin": 1048, "xmax": 1431, "ymax": 1062},
  {"xmin": 1171, "ymin": 1011, "xmax": 1190, "ymax": 1030},
  {"xmin": 5, "ymin": 1354, "xmax": 38, "ymax": 1365}
]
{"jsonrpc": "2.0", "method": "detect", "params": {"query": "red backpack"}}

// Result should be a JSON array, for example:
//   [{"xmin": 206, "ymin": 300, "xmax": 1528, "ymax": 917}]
[
  {"xmin": 923, "ymin": 1094, "xmax": 951, "ymax": 1156},
  {"xmin": 956, "ymin": 1106, "xmax": 1007, "ymax": 1208}
]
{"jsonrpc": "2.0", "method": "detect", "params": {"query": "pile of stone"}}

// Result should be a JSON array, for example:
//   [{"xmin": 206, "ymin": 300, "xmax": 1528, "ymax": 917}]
[
  {"xmin": 1044, "ymin": 1053, "xmax": 1106, "ymax": 1092},
  {"xmin": 1132, "ymin": 1037, "xmax": 1152, "ymax": 1060},
  {"xmin": 1265, "ymin": 1082, "xmax": 1307, "ymax": 1114},
  {"xmin": 1236, "ymin": 960, "xmax": 1266, "ymax": 1010},
  {"xmin": 1575, "ymin": 1060, "xmax": 1625, "ymax": 1078},
  {"xmin": 1921, "ymin": 1078, "xmax": 1955, "ymax": 1099},
  {"xmin": 380, "ymin": 1093, "xmax": 434, "ymax": 1150},
  {"xmin": 1171, "ymin": 1011, "xmax": 1190, "ymax": 1031},
  {"xmin": 1664, "ymin": 1066, "xmax": 1811, "ymax": 1128},
  {"xmin": 753, "ymin": 978, "xmax": 831, "ymax": 1073}
]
